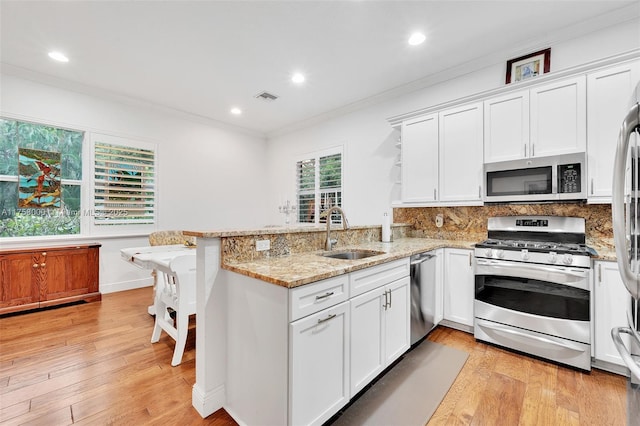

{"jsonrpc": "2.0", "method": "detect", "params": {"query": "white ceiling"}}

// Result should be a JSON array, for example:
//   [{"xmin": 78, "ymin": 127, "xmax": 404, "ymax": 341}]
[{"xmin": 1, "ymin": 1, "xmax": 638, "ymax": 136}]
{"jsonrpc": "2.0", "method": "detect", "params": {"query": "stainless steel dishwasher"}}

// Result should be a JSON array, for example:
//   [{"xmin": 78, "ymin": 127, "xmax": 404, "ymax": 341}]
[{"xmin": 410, "ymin": 251, "xmax": 437, "ymax": 345}]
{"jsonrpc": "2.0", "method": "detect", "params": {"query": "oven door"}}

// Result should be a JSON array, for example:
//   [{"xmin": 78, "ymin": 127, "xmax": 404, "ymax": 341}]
[{"xmin": 474, "ymin": 258, "xmax": 592, "ymax": 370}]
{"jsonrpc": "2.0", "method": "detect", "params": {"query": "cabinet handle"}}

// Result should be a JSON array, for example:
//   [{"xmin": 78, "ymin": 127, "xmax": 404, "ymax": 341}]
[
  {"xmin": 383, "ymin": 289, "xmax": 390, "ymax": 310},
  {"xmin": 315, "ymin": 291, "xmax": 334, "ymax": 301},
  {"xmin": 591, "ymin": 178, "xmax": 594, "ymax": 195},
  {"xmin": 388, "ymin": 288, "xmax": 392, "ymax": 308},
  {"xmin": 598, "ymin": 264, "xmax": 602, "ymax": 283},
  {"xmin": 524, "ymin": 144, "xmax": 527, "ymax": 157},
  {"xmin": 433, "ymin": 188, "xmax": 437, "ymax": 200},
  {"xmin": 33, "ymin": 263, "xmax": 39, "ymax": 268},
  {"xmin": 531, "ymin": 144, "xmax": 535, "ymax": 157},
  {"xmin": 41, "ymin": 252, "xmax": 47, "ymax": 256},
  {"xmin": 478, "ymin": 185, "xmax": 481, "ymax": 198},
  {"xmin": 317, "ymin": 313, "xmax": 336, "ymax": 324},
  {"xmin": 41, "ymin": 263, "xmax": 46, "ymax": 267},
  {"xmin": 469, "ymin": 253, "xmax": 472, "ymax": 267}
]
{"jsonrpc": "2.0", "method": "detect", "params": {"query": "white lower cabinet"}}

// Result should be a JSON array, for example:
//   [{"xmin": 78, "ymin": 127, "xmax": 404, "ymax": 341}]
[
  {"xmin": 594, "ymin": 260, "xmax": 631, "ymax": 368},
  {"xmin": 226, "ymin": 258, "xmax": 410, "ymax": 426},
  {"xmin": 290, "ymin": 301, "xmax": 350, "ymax": 426},
  {"xmin": 443, "ymin": 248, "xmax": 475, "ymax": 327},
  {"xmin": 350, "ymin": 276, "xmax": 410, "ymax": 397}
]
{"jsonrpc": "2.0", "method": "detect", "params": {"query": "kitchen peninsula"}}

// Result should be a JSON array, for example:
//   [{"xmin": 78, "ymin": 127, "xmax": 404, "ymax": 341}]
[{"xmin": 183, "ymin": 223, "xmax": 475, "ymax": 423}]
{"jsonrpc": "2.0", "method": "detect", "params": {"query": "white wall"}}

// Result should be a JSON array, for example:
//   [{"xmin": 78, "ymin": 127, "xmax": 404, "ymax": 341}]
[
  {"xmin": 0, "ymin": 73, "xmax": 268, "ymax": 293},
  {"xmin": 264, "ymin": 18, "xmax": 640, "ymax": 226}
]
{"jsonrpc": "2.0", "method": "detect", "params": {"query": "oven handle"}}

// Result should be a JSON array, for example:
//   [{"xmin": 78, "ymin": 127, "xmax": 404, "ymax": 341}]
[
  {"xmin": 611, "ymin": 327, "xmax": 640, "ymax": 379},
  {"xmin": 480, "ymin": 322, "xmax": 587, "ymax": 352},
  {"xmin": 475, "ymin": 259, "xmax": 589, "ymax": 288}
]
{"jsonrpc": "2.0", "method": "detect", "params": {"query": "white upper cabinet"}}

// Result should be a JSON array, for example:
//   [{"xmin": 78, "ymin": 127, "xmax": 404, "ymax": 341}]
[
  {"xmin": 439, "ymin": 102, "xmax": 484, "ymax": 203},
  {"xmin": 399, "ymin": 103, "xmax": 482, "ymax": 205},
  {"xmin": 587, "ymin": 61, "xmax": 640, "ymax": 202},
  {"xmin": 401, "ymin": 114, "xmax": 439, "ymax": 203},
  {"xmin": 484, "ymin": 76, "xmax": 586, "ymax": 164},
  {"xmin": 530, "ymin": 76, "xmax": 586, "ymax": 157},
  {"xmin": 483, "ymin": 90, "xmax": 530, "ymax": 163}
]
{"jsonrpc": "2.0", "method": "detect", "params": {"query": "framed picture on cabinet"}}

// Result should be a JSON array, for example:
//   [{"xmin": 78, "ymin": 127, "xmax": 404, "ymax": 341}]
[{"xmin": 505, "ymin": 48, "xmax": 551, "ymax": 84}]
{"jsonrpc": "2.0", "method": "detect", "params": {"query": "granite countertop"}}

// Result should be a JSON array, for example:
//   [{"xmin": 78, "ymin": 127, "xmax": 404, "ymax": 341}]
[
  {"xmin": 184, "ymin": 224, "xmax": 408, "ymax": 239},
  {"xmin": 221, "ymin": 236, "xmax": 617, "ymax": 288},
  {"xmin": 222, "ymin": 237, "xmax": 476, "ymax": 288},
  {"xmin": 587, "ymin": 237, "xmax": 616, "ymax": 261}
]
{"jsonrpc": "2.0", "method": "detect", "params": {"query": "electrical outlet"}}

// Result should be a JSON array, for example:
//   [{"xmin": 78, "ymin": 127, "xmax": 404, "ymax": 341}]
[
  {"xmin": 256, "ymin": 239, "xmax": 271, "ymax": 251},
  {"xmin": 435, "ymin": 214, "xmax": 444, "ymax": 228}
]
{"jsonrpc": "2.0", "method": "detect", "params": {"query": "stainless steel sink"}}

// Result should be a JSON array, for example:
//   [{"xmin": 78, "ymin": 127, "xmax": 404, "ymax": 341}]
[{"xmin": 320, "ymin": 249, "xmax": 385, "ymax": 260}]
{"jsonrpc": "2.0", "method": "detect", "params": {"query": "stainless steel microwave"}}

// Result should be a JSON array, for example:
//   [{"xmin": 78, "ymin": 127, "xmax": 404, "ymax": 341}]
[{"xmin": 484, "ymin": 152, "xmax": 587, "ymax": 203}]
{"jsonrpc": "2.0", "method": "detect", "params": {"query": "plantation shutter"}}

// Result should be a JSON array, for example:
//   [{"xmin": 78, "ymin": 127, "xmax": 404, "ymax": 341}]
[
  {"xmin": 94, "ymin": 141, "xmax": 155, "ymax": 225},
  {"xmin": 296, "ymin": 149, "xmax": 342, "ymax": 225},
  {"xmin": 297, "ymin": 158, "xmax": 316, "ymax": 224}
]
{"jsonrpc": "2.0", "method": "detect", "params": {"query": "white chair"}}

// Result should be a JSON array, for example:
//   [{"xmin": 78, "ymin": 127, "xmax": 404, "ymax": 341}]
[
  {"xmin": 147, "ymin": 230, "xmax": 196, "ymax": 315},
  {"xmin": 150, "ymin": 254, "xmax": 197, "ymax": 366}
]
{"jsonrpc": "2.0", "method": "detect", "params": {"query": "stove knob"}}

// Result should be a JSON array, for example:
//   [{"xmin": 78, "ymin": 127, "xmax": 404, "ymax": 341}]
[
  {"xmin": 548, "ymin": 251, "xmax": 558, "ymax": 263},
  {"xmin": 521, "ymin": 249, "xmax": 529, "ymax": 260},
  {"xmin": 562, "ymin": 253, "xmax": 574, "ymax": 265},
  {"xmin": 496, "ymin": 249, "xmax": 504, "ymax": 259},
  {"xmin": 484, "ymin": 248, "xmax": 493, "ymax": 257}
]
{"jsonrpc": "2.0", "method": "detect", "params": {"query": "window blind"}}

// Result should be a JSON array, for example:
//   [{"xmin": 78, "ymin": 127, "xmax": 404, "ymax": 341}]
[{"xmin": 94, "ymin": 141, "xmax": 155, "ymax": 225}]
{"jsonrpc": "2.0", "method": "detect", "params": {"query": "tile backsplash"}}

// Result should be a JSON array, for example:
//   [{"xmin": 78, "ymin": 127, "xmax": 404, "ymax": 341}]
[{"xmin": 393, "ymin": 203, "xmax": 612, "ymax": 244}]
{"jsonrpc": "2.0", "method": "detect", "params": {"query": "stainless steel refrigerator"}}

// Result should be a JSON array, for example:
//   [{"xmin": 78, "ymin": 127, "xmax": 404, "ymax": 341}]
[{"xmin": 611, "ymin": 80, "xmax": 640, "ymax": 421}]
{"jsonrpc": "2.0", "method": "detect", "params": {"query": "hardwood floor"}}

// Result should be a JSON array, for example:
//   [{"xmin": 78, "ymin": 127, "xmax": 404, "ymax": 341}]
[
  {"xmin": 0, "ymin": 287, "xmax": 627, "ymax": 425},
  {"xmin": 427, "ymin": 327, "xmax": 627, "ymax": 426}
]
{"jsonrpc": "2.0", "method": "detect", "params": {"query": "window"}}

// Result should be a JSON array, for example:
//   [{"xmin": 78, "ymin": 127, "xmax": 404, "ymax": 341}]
[
  {"xmin": 92, "ymin": 135, "xmax": 156, "ymax": 227},
  {"xmin": 0, "ymin": 118, "xmax": 83, "ymax": 237},
  {"xmin": 0, "ymin": 118, "xmax": 157, "ymax": 239},
  {"xmin": 297, "ymin": 148, "xmax": 343, "ymax": 225}
]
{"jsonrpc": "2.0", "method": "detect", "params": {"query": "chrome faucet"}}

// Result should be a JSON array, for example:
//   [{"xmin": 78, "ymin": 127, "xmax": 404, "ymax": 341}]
[{"xmin": 324, "ymin": 206, "xmax": 349, "ymax": 250}]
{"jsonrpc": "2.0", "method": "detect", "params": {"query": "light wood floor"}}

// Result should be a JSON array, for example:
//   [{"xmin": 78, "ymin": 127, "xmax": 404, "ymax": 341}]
[{"xmin": 0, "ymin": 287, "xmax": 627, "ymax": 425}]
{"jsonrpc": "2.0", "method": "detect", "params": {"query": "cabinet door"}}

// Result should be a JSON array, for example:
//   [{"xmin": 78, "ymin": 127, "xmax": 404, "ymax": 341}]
[
  {"xmin": 350, "ymin": 286, "xmax": 385, "ymax": 397},
  {"xmin": 41, "ymin": 247, "xmax": 97, "ymax": 303},
  {"xmin": 439, "ymin": 102, "xmax": 483, "ymax": 203},
  {"xmin": 0, "ymin": 252, "xmax": 40, "ymax": 313},
  {"xmin": 401, "ymin": 114, "xmax": 438, "ymax": 202},
  {"xmin": 484, "ymin": 90, "xmax": 530, "ymax": 163},
  {"xmin": 594, "ymin": 261, "xmax": 631, "ymax": 367},
  {"xmin": 587, "ymin": 61, "xmax": 640, "ymax": 201},
  {"xmin": 289, "ymin": 301, "xmax": 350, "ymax": 426},
  {"xmin": 443, "ymin": 248, "xmax": 475, "ymax": 327},
  {"xmin": 530, "ymin": 76, "xmax": 586, "ymax": 157},
  {"xmin": 384, "ymin": 276, "xmax": 410, "ymax": 366}
]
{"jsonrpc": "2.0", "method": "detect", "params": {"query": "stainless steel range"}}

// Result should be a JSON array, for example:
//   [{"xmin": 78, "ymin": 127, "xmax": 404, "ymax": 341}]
[{"xmin": 474, "ymin": 216, "xmax": 594, "ymax": 371}]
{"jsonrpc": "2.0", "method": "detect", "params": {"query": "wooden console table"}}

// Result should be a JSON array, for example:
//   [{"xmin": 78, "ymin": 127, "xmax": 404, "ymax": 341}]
[{"xmin": 0, "ymin": 243, "xmax": 101, "ymax": 315}]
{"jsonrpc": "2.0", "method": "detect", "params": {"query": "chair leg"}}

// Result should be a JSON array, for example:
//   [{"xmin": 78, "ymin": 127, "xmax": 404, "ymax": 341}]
[
  {"xmin": 171, "ymin": 312, "xmax": 189, "ymax": 366},
  {"xmin": 151, "ymin": 319, "xmax": 163, "ymax": 343},
  {"xmin": 151, "ymin": 301, "xmax": 165, "ymax": 343}
]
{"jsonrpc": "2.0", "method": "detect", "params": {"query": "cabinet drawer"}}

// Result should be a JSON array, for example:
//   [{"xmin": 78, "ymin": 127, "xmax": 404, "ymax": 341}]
[
  {"xmin": 289, "ymin": 275, "xmax": 349, "ymax": 322},
  {"xmin": 350, "ymin": 258, "xmax": 410, "ymax": 298}
]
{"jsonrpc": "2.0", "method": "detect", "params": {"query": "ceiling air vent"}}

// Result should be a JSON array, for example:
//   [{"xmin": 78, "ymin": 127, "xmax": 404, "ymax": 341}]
[{"xmin": 254, "ymin": 91, "xmax": 279, "ymax": 102}]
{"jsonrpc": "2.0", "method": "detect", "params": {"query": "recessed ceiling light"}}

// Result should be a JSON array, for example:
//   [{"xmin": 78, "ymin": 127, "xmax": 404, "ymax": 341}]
[
  {"xmin": 48, "ymin": 51, "xmax": 69, "ymax": 62},
  {"xmin": 291, "ymin": 73, "xmax": 305, "ymax": 84},
  {"xmin": 230, "ymin": 107, "xmax": 242, "ymax": 115},
  {"xmin": 408, "ymin": 32, "xmax": 426, "ymax": 46}
]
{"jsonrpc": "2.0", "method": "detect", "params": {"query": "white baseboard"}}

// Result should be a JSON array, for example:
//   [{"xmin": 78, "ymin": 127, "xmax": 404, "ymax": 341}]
[
  {"xmin": 192, "ymin": 383, "xmax": 225, "ymax": 419},
  {"xmin": 100, "ymin": 277, "xmax": 152, "ymax": 294}
]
